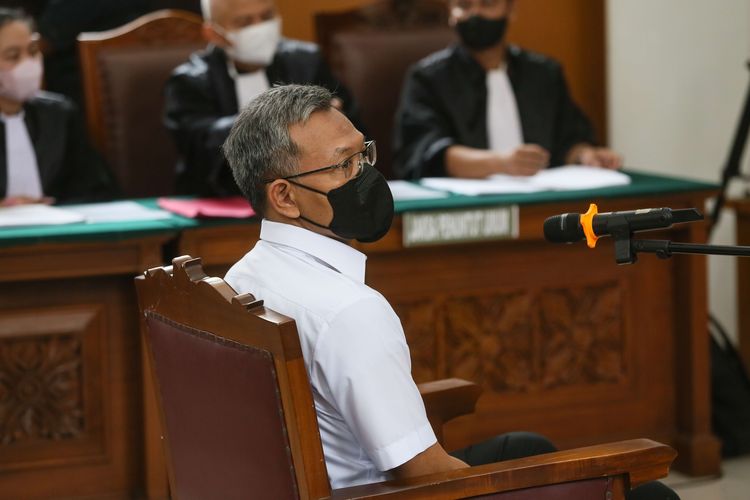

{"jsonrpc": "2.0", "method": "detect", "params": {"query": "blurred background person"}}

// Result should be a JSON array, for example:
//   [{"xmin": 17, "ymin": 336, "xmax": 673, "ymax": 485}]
[
  {"xmin": 393, "ymin": 0, "xmax": 621, "ymax": 180},
  {"xmin": 0, "ymin": 8, "xmax": 117, "ymax": 206},
  {"xmin": 163, "ymin": 0, "xmax": 362, "ymax": 197}
]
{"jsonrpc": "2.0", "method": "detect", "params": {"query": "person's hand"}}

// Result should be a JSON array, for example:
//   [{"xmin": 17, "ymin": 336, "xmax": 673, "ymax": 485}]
[
  {"xmin": 496, "ymin": 144, "xmax": 550, "ymax": 176},
  {"xmin": 0, "ymin": 196, "xmax": 54, "ymax": 207},
  {"xmin": 573, "ymin": 145, "xmax": 622, "ymax": 170}
]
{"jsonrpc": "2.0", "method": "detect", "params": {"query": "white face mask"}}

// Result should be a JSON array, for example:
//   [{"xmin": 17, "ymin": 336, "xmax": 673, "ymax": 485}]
[
  {"xmin": 224, "ymin": 17, "xmax": 281, "ymax": 66},
  {"xmin": 0, "ymin": 56, "xmax": 43, "ymax": 103}
]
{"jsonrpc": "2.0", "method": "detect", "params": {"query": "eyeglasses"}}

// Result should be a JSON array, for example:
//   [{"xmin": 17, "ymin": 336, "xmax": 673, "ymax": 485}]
[{"xmin": 271, "ymin": 140, "xmax": 376, "ymax": 183}]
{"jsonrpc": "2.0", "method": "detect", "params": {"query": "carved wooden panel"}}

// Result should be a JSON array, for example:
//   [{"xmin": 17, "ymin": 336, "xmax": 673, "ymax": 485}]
[
  {"xmin": 393, "ymin": 281, "xmax": 626, "ymax": 394},
  {"xmin": 539, "ymin": 284, "xmax": 626, "ymax": 389},
  {"xmin": 0, "ymin": 306, "xmax": 106, "ymax": 470},
  {"xmin": 393, "ymin": 299, "xmax": 440, "ymax": 382},
  {"xmin": 444, "ymin": 291, "xmax": 536, "ymax": 392},
  {"xmin": 0, "ymin": 334, "xmax": 84, "ymax": 445}
]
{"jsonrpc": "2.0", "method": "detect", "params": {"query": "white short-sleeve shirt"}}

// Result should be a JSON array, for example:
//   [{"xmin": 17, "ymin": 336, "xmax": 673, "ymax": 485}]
[{"xmin": 225, "ymin": 220, "xmax": 436, "ymax": 489}]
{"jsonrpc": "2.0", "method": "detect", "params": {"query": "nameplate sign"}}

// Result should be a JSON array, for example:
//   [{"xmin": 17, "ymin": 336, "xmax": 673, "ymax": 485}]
[{"xmin": 402, "ymin": 205, "xmax": 519, "ymax": 247}]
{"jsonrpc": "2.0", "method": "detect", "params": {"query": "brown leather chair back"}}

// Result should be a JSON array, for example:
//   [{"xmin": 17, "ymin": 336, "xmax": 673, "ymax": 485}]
[
  {"xmin": 78, "ymin": 9, "xmax": 204, "ymax": 198},
  {"xmin": 315, "ymin": 0, "xmax": 455, "ymax": 179},
  {"xmin": 136, "ymin": 256, "xmax": 331, "ymax": 500}
]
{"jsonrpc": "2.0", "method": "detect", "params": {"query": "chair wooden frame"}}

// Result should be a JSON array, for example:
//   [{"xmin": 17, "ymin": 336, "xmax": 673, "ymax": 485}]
[
  {"xmin": 78, "ymin": 9, "xmax": 203, "ymax": 158},
  {"xmin": 315, "ymin": 0, "xmax": 450, "ymax": 59},
  {"xmin": 314, "ymin": 0, "xmax": 454, "ymax": 179},
  {"xmin": 136, "ymin": 256, "xmax": 677, "ymax": 499}
]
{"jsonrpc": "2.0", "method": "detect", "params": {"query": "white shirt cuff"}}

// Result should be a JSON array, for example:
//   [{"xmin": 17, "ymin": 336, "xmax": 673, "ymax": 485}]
[{"xmin": 369, "ymin": 423, "xmax": 437, "ymax": 471}]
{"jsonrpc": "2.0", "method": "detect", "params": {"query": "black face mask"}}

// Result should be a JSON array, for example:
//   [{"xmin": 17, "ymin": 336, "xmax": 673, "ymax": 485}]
[
  {"xmin": 455, "ymin": 15, "xmax": 509, "ymax": 51},
  {"xmin": 290, "ymin": 165, "xmax": 394, "ymax": 243}
]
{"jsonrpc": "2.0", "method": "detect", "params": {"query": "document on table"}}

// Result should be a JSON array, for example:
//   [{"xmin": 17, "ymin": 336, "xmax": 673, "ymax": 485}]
[
  {"xmin": 0, "ymin": 204, "xmax": 85, "ymax": 227},
  {"xmin": 387, "ymin": 180, "xmax": 449, "ymax": 201},
  {"xmin": 64, "ymin": 201, "xmax": 172, "ymax": 223},
  {"xmin": 157, "ymin": 196, "xmax": 255, "ymax": 218},
  {"xmin": 420, "ymin": 166, "xmax": 631, "ymax": 196},
  {"xmin": 0, "ymin": 201, "xmax": 172, "ymax": 228}
]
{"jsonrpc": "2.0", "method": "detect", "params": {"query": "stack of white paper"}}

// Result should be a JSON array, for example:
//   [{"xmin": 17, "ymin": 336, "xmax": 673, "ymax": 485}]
[
  {"xmin": 0, "ymin": 201, "xmax": 171, "ymax": 228},
  {"xmin": 387, "ymin": 180, "xmax": 449, "ymax": 201},
  {"xmin": 0, "ymin": 204, "xmax": 85, "ymax": 228},
  {"xmin": 420, "ymin": 177, "xmax": 541, "ymax": 195},
  {"xmin": 63, "ymin": 201, "xmax": 172, "ymax": 223},
  {"xmin": 505, "ymin": 165, "xmax": 632, "ymax": 190},
  {"xmin": 421, "ymin": 165, "xmax": 631, "ymax": 196}
]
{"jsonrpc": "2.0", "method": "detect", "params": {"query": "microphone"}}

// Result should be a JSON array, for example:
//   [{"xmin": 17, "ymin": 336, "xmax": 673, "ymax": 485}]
[{"xmin": 544, "ymin": 203, "xmax": 703, "ymax": 248}]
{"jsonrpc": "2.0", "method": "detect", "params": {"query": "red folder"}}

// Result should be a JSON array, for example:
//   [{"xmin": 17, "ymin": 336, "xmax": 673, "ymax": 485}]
[{"xmin": 157, "ymin": 196, "xmax": 255, "ymax": 219}]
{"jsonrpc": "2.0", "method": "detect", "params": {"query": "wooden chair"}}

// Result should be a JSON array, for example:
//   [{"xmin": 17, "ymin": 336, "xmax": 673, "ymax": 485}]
[
  {"xmin": 315, "ymin": 0, "xmax": 456, "ymax": 179},
  {"xmin": 135, "ymin": 256, "xmax": 677, "ymax": 499},
  {"xmin": 78, "ymin": 9, "xmax": 204, "ymax": 198}
]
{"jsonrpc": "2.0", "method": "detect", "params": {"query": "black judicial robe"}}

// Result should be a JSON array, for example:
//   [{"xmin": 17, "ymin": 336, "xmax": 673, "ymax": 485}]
[
  {"xmin": 0, "ymin": 92, "xmax": 118, "ymax": 203},
  {"xmin": 393, "ymin": 44, "xmax": 596, "ymax": 180},
  {"xmin": 163, "ymin": 40, "xmax": 363, "ymax": 196}
]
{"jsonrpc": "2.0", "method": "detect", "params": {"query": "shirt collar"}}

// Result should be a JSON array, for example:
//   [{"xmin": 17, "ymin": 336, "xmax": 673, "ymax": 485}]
[
  {"xmin": 0, "ymin": 110, "xmax": 25, "ymax": 122},
  {"xmin": 453, "ymin": 43, "xmax": 520, "ymax": 80},
  {"xmin": 260, "ymin": 219, "xmax": 367, "ymax": 283},
  {"xmin": 226, "ymin": 59, "xmax": 265, "ymax": 80}
]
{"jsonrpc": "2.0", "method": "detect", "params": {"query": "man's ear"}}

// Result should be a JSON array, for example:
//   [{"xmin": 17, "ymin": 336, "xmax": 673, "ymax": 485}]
[
  {"xmin": 202, "ymin": 22, "xmax": 229, "ymax": 48},
  {"xmin": 266, "ymin": 180, "xmax": 300, "ymax": 219}
]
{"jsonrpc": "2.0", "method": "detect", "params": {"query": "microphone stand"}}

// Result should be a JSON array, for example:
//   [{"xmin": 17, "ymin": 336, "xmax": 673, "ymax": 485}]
[
  {"xmin": 709, "ymin": 60, "xmax": 750, "ymax": 234},
  {"xmin": 606, "ymin": 215, "xmax": 750, "ymax": 264}
]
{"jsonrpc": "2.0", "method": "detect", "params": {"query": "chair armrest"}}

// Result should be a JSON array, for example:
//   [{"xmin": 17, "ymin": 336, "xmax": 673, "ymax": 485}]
[
  {"xmin": 330, "ymin": 439, "xmax": 676, "ymax": 499},
  {"xmin": 418, "ymin": 378, "xmax": 481, "ymax": 443}
]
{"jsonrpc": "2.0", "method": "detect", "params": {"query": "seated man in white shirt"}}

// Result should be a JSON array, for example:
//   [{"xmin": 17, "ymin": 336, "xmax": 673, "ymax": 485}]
[{"xmin": 221, "ymin": 84, "xmax": 678, "ymax": 499}]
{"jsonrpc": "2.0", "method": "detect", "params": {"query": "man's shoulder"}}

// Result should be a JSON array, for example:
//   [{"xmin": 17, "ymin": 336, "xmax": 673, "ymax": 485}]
[
  {"xmin": 226, "ymin": 241, "xmax": 384, "ymax": 321},
  {"xmin": 411, "ymin": 45, "xmax": 460, "ymax": 77},
  {"xmin": 27, "ymin": 91, "xmax": 77, "ymax": 116},
  {"xmin": 277, "ymin": 38, "xmax": 322, "ymax": 57},
  {"xmin": 169, "ymin": 46, "xmax": 221, "ymax": 81},
  {"xmin": 509, "ymin": 45, "xmax": 563, "ymax": 74}
]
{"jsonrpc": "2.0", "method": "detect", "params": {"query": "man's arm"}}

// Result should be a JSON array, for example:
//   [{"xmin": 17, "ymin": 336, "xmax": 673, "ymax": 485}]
[
  {"xmin": 316, "ymin": 297, "xmax": 453, "ymax": 477},
  {"xmin": 565, "ymin": 143, "xmax": 622, "ymax": 170},
  {"xmin": 393, "ymin": 67, "xmax": 459, "ymax": 179},
  {"xmin": 390, "ymin": 442, "xmax": 468, "ymax": 480},
  {"xmin": 395, "ymin": 67, "xmax": 549, "ymax": 179},
  {"xmin": 445, "ymin": 144, "xmax": 550, "ymax": 178},
  {"xmin": 163, "ymin": 70, "xmax": 236, "ymax": 152},
  {"xmin": 548, "ymin": 64, "xmax": 622, "ymax": 168},
  {"xmin": 163, "ymin": 67, "xmax": 237, "ymax": 194}
]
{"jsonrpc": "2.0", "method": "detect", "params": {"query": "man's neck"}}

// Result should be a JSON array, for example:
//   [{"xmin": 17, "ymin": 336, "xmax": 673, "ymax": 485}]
[
  {"xmin": 469, "ymin": 42, "xmax": 507, "ymax": 72},
  {"xmin": 0, "ymin": 97, "xmax": 23, "ymax": 116},
  {"xmin": 233, "ymin": 59, "xmax": 265, "ymax": 74},
  {"xmin": 265, "ymin": 213, "xmax": 349, "ymax": 244}
]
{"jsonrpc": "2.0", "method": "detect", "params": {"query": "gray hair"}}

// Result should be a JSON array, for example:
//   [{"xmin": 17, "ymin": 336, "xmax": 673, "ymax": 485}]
[{"xmin": 223, "ymin": 84, "xmax": 333, "ymax": 217}]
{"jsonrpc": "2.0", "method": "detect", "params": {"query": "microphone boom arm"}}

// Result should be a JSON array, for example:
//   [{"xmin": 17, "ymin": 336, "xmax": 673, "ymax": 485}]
[
  {"xmin": 609, "ymin": 222, "xmax": 750, "ymax": 264},
  {"xmin": 631, "ymin": 239, "xmax": 750, "ymax": 260}
]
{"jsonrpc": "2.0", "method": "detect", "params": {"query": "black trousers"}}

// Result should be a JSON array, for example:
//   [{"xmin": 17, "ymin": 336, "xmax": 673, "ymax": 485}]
[{"xmin": 450, "ymin": 432, "xmax": 680, "ymax": 500}]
